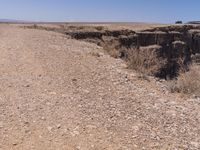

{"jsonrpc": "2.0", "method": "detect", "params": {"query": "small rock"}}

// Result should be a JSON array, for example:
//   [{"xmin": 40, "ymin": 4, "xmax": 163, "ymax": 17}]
[
  {"xmin": 78, "ymin": 105, "xmax": 82, "ymax": 108},
  {"xmin": 41, "ymin": 117, "xmax": 46, "ymax": 120},
  {"xmin": 25, "ymin": 129, "xmax": 31, "ymax": 134},
  {"xmin": 56, "ymin": 124, "xmax": 61, "ymax": 129},
  {"xmin": 83, "ymin": 89, "xmax": 90, "ymax": 94},
  {"xmin": 193, "ymin": 95, "xmax": 200, "ymax": 99},
  {"xmin": 71, "ymin": 130, "xmax": 80, "ymax": 137},
  {"xmin": 49, "ymin": 92, "xmax": 56, "ymax": 95},
  {"xmin": 61, "ymin": 94, "xmax": 68, "ymax": 98},
  {"xmin": 73, "ymin": 130, "xmax": 79, "ymax": 135},
  {"xmin": 91, "ymin": 145, "xmax": 95, "ymax": 148},
  {"xmin": 76, "ymin": 146, "xmax": 81, "ymax": 150},
  {"xmin": 39, "ymin": 135, "xmax": 43, "ymax": 139},
  {"xmin": 46, "ymin": 102, "xmax": 51, "ymax": 106},
  {"xmin": 72, "ymin": 78, "xmax": 77, "ymax": 82},
  {"xmin": 13, "ymin": 142, "xmax": 18, "ymax": 146},
  {"xmin": 25, "ymin": 84, "xmax": 30, "ymax": 88},
  {"xmin": 47, "ymin": 126, "xmax": 53, "ymax": 132},
  {"xmin": 86, "ymin": 125, "xmax": 97, "ymax": 129}
]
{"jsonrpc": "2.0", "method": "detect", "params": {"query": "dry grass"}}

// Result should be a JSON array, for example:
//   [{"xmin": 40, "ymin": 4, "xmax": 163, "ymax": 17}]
[
  {"xmin": 192, "ymin": 54, "xmax": 200, "ymax": 65},
  {"xmin": 89, "ymin": 51, "xmax": 101, "ymax": 57},
  {"xmin": 25, "ymin": 24, "xmax": 57, "ymax": 31},
  {"xmin": 100, "ymin": 38, "xmax": 120, "ymax": 58},
  {"xmin": 169, "ymin": 64, "xmax": 200, "ymax": 97},
  {"xmin": 66, "ymin": 25, "xmax": 105, "ymax": 31},
  {"xmin": 127, "ymin": 45, "xmax": 166, "ymax": 76}
]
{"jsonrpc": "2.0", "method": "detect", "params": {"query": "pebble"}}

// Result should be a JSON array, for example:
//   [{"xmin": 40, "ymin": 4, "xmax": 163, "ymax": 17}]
[
  {"xmin": 72, "ymin": 78, "xmax": 77, "ymax": 82},
  {"xmin": 12, "ymin": 142, "xmax": 18, "ymax": 146},
  {"xmin": 49, "ymin": 92, "xmax": 56, "ymax": 95},
  {"xmin": 71, "ymin": 130, "xmax": 80, "ymax": 137},
  {"xmin": 25, "ymin": 84, "xmax": 30, "ymax": 88},
  {"xmin": 47, "ymin": 126, "xmax": 53, "ymax": 132},
  {"xmin": 0, "ymin": 122, "xmax": 3, "ymax": 128},
  {"xmin": 41, "ymin": 117, "xmax": 46, "ymax": 120},
  {"xmin": 76, "ymin": 146, "xmax": 81, "ymax": 150},
  {"xmin": 61, "ymin": 94, "xmax": 68, "ymax": 98},
  {"xmin": 56, "ymin": 124, "xmax": 61, "ymax": 129}
]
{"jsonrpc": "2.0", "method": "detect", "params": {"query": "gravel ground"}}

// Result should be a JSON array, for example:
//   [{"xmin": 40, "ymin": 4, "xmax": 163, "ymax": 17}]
[{"xmin": 0, "ymin": 24, "xmax": 200, "ymax": 150}]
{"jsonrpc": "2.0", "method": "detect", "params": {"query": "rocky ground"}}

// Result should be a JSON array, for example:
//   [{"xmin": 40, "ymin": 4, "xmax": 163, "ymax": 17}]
[{"xmin": 0, "ymin": 24, "xmax": 200, "ymax": 150}]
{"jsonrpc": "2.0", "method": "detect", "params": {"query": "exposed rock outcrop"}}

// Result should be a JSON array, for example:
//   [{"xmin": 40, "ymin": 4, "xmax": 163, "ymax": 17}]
[
  {"xmin": 66, "ymin": 25, "xmax": 200, "ymax": 79},
  {"xmin": 188, "ymin": 29, "xmax": 200, "ymax": 54}
]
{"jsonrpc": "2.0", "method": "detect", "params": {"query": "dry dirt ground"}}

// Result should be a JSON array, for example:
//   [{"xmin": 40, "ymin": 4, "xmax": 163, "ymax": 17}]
[
  {"xmin": 17, "ymin": 22, "xmax": 169, "ymax": 31},
  {"xmin": 0, "ymin": 24, "xmax": 200, "ymax": 150}
]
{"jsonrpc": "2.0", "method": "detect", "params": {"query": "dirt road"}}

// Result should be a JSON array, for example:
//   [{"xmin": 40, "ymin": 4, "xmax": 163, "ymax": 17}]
[{"xmin": 0, "ymin": 25, "xmax": 200, "ymax": 150}]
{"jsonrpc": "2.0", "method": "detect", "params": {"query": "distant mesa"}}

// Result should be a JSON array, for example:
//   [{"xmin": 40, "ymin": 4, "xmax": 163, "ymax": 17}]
[
  {"xmin": 0, "ymin": 19, "xmax": 27, "ymax": 23},
  {"xmin": 0, "ymin": 19, "xmax": 17, "ymax": 22},
  {"xmin": 187, "ymin": 21, "xmax": 200, "ymax": 24}
]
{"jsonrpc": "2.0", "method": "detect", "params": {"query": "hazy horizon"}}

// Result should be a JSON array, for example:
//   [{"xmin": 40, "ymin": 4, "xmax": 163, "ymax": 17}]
[{"xmin": 0, "ymin": 0, "xmax": 199, "ymax": 23}]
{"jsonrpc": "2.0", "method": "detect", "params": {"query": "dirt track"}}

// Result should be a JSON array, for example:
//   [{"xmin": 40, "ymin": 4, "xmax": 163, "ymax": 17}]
[{"xmin": 0, "ymin": 25, "xmax": 200, "ymax": 150}]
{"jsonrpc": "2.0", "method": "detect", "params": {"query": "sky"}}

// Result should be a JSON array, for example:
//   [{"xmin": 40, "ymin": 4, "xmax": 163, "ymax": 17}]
[{"xmin": 0, "ymin": 0, "xmax": 199, "ymax": 23}]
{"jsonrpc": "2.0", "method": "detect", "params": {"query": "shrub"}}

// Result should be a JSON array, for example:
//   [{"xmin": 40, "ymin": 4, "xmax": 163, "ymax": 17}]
[
  {"xmin": 95, "ymin": 26, "xmax": 104, "ymax": 31},
  {"xmin": 169, "ymin": 65, "xmax": 200, "ymax": 97},
  {"xmin": 33, "ymin": 24, "xmax": 38, "ymax": 29},
  {"xmin": 127, "ymin": 45, "xmax": 166, "ymax": 76}
]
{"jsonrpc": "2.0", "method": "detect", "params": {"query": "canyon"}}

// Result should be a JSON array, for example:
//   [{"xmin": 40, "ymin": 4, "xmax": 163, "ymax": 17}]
[{"xmin": 66, "ymin": 24, "xmax": 200, "ymax": 78}]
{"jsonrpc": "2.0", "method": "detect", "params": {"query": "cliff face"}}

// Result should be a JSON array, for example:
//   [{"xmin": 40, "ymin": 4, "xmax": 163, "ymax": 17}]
[{"xmin": 67, "ymin": 25, "xmax": 200, "ymax": 78}]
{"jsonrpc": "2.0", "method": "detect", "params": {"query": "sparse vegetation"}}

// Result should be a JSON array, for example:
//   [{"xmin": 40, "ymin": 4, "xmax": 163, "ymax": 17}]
[
  {"xmin": 23, "ymin": 24, "xmax": 200, "ymax": 97},
  {"xmin": 33, "ymin": 24, "xmax": 38, "ymax": 29},
  {"xmin": 89, "ymin": 51, "xmax": 101, "ymax": 57},
  {"xmin": 127, "ymin": 45, "xmax": 167, "ymax": 76},
  {"xmin": 169, "ymin": 64, "xmax": 200, "ymax": 97},
  {"xmin": 59, "ymin": 24, "xmax": 67, "ymax": 30},
  {"xmin": 100, "ymin": 38, "xmax": 120, "ymax": 58},
  {"xmin": 95, "ymin": 26, "xmax": 104, "ymax": 31},
  {"xmin": 25, "ymin": 24, "xmax": 52, "ymax": 30},
  {"xmin": 66, "ymin": 25, "xmax": 105, "ymax": 31},
  {"xmin": 2, "ymin": 22, "xmax": 200, "ymax": 149}
]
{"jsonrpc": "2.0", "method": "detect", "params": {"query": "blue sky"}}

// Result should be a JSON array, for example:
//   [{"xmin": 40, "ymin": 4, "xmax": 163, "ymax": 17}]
[{"xmin": 0, "ymin": 0, "xmax": 199, "ymax": 23}]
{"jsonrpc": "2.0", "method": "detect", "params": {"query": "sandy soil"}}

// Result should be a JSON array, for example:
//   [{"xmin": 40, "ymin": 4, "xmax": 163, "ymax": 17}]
[{"xmin": 0, "ymin": 24, "xmax": 200, "ymax": 150}]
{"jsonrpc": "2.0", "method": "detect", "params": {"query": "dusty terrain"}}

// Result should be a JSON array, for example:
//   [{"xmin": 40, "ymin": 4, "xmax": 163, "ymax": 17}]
[
  {"xmin": 17, "ymin": 22, "xmax": 168, "ymax": 31},
  {"xmin": 0, "ymin": 24, "xmax": 200, "ymax": 150}
]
